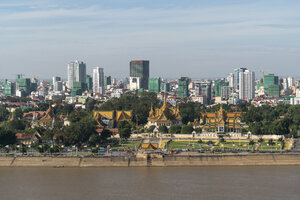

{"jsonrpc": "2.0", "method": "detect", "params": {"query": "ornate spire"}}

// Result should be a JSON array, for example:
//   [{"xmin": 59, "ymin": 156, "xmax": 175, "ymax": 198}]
[{"xmin": 163, "ymin": 92, "xmax": 167, "ymax": 107}]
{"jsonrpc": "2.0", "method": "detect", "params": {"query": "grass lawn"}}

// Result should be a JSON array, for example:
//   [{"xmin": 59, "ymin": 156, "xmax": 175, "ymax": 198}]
[
  {"xmin": 167, "ymin": 140, "xmax": 286, "ymax": 151},
  {"xmin": 111, "ymin": 140, "xmax": 142, "ymax": 150}
]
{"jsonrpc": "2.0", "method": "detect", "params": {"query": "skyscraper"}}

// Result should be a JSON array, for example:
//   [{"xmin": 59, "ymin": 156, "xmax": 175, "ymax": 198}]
[
  {"xmin": 264, "ymin": 74, "xmax": 279, "ymax": 97},
  {"xmin": 148, "ymin": 78, "xmax": 161, "ymax": 93},
  {"xmin": 178, "ymin": 77, "xmax": 190, "ymax": 98},
  {"xmin": 195, "ymin": 80, "xmax": 212, "ymax": 104},
  {"xmin": 93, "ymin": 67, "xmax": 104, "ymax": 94},
  {"xmin": 67, "ymin": 60, "xmax": 86, "ymax": 89},
  {"xmin": 239, "ymin": 69, "xmax": 255, "ymax": 100},
  {"xmin": 52, "ymin": 76, "xmax": 62, "ymax": 92},
  {"xmin": 227, "ymin": 73, "xmax": 234, "ymax": 88},
  {"xmin": 234, "ymin": 68, "xmax": 247, "ymax": 90},
  {"xmin": 130, "ymin": 60, "xmax": 149, "ymax": 89}
]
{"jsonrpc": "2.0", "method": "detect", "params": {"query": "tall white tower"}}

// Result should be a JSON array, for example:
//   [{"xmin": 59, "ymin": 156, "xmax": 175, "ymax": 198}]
[
  {"xmin": 239, "ymin": 69, "xmax": 255, "ymax": 100},
  {"xmin": 67, "ymin": 60, "xmax": 86, "ymax": 89},
  {"xmin": 93, "ymin": 67, "xmax": 104, "ymax": 94}
]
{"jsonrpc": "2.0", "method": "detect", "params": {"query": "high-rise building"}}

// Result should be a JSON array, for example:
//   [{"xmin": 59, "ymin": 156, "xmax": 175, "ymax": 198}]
[
  {"xmin": 197, "ymin": 81, "xmax": 212, "ymax": 104},
  {"xmin": 161, "ymin": 82, "xmax": 170, "ymax": 92},
  {"xmin": 287, "ymin": 77, "xmax": 295, "ymax": 87},
  {"xmin": 239, "ymin": 69, "xmax": 255, "ymax": 100},
  {"xmin": 130, "ymin": 60, "xmax": 149, "ymax": 89},
  {"xmin": 221, "ymin": 86, "xmax": 233, "ymax": 100},
  {"xmin": 4, "ymin": 81, "xmax": 16, "ymax": 96},
  {"xmin": 264, "ymin": 74, "xmax": 279, "ymax": 97},
  {"xmin": 104, "ymin": 76, "xmax": 112, "ymax": 89},
  {"xmin": 227, "ymin": 73, "xmax": 234, "ymax": 88},
  {"xmin": 93, "ymin": 67, "xmax": 104, "ymax": 94},
  {"xmin": 234, "ymin": 68, "xmax": 247, "ymax": 90},
  {"xmin": 214, "ymin": 79, "xmax": 229, "ymax": 97},
  {"xmin": 148, "ymin": 78, "xmax": 161, "ymax": 93},
  {"xmin": 67, "ymin": 60, "xmax": 86, "ymax": 89},
  {"xmin": 178, "ymin": 77, "xmax": 190, "ymax": 98},
  {"xmin": 16, "ymin": 77, "xmax": 31, "ymax": 96},
  {"xmin": 86, "ymin": 75, "xmax": 93, "ymax": 91},
  {"xmin": 71, "ymin": 82, "xmax": 86, "ymax": 97},
  {"xmin": 52, "ymin": 76, "xmax": 62, "ymax": 92}
]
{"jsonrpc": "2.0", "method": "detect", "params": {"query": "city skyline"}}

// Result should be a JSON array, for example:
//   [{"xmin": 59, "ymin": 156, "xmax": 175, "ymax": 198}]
[{"xmin": 1, "ymin": 0, "xmax": 300, "ymax": 79}]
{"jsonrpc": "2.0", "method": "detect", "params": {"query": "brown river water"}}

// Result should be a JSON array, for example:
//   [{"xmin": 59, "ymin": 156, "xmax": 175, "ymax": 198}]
[{"xmin": 0, "ymin": 166, "xmax": 299, "ymax": 200}]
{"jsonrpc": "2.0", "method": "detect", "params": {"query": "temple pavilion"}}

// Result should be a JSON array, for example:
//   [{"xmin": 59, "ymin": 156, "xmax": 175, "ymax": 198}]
[
  {"xmin": 201, "ymin": 106, "xmax": 242, "ymax": 133},
  {"xmin": 146, "ymin": 97, "xmax": 182, "ymax": 128},
  {"xmin": 93, "ymin": 110, "xmax": 132, "ymax": 128}
]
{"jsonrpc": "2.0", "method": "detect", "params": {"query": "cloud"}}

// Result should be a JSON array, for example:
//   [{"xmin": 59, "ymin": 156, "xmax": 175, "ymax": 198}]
[{"xmin": 1, "ymin": 0, "xmax": 300, "ymax": 79}]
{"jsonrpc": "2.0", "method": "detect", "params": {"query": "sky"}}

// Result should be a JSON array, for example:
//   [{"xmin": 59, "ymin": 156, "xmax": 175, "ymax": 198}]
[{"xmin": 1, "ymin": 0, "xmax": 300, "ymax": 80}]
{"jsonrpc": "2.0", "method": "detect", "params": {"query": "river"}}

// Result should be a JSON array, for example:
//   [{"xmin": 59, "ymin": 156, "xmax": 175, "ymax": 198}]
[{"xmin": 0, "ymin": 166, "xmax": 299, "ymax": 200}]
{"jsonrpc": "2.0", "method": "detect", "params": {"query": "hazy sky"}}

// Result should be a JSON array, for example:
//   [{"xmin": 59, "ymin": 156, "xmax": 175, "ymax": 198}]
[{"xmin": 1, "ymin": 0, "xmax": 300, "ymax": 80}]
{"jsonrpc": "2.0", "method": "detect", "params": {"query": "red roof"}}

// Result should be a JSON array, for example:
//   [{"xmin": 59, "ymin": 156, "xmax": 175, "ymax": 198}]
[{"xmin": 15, "ymin": 132, "xmax": 36, "ymax": 140}]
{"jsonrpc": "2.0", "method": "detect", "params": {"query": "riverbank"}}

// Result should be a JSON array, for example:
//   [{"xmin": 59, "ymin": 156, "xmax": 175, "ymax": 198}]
[{"xmin": 1, "ymin": 153, "xmax": 300, "ymax": 167}]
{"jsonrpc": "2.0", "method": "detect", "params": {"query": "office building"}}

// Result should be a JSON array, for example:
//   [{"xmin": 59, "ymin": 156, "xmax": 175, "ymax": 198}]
[
  {"xmin": 214, "ymin": 79, "xmax": 229, "ymax": 97},
  {"xmin": 161, "ymin": 82, "xmax": 170, "ymax": 92},
  {"xmin": 52, "ymin": 77, "xmax": 62, "ymax": 92},
  {"xmin": 67, "ymin": 60, "xmax": 86, "ymax": 89},
  {"xmin": 239, "ymin": 69, "xmax": 255, "ymax": 100},
  {"xmin": 148, "ymin": 78, "xmax": 161, "ymax": 93},
  {"xmin": 129, "ymin": 77, "xmax": 141, "ymax": 90},
  {"xmin": 130, "ymin": 60, "xmax": 149, "ymax": 89},
  {"xmin": 287, "ymin": 77, "xmax": 295, "ymax": 87},
  {"xmin": 264, "ymin": 74, "xmax": 279, "ymax": 97},
  {"xmin": 104, "ymin": 76, "xmax": 112, "ymax": 89},
  {"xmin": 178, "ymin": 77, "xmax": 190, "ymax": 98},
  {"xmin": 227, "ymin": 73, "xmax": 234, "ymax": 88},
  {"xmin": 195, "ymin": 80, "xmax": 212, "ymax": 104},
  {"xmin": 93, "ymin": 67, "xmax": 104, "ymax": 94},
  {"xmin": 234, "ymin": 68, "xmax": 247, "ymax": 90},
  {"xmin": 86, "ymin": 75, "xmax": 93, "ymax": 91}
]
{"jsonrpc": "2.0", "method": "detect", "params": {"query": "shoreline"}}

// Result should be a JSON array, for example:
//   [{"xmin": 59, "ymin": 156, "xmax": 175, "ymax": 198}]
[{"xmin": 1, "ymin": 153, "xmax": 300, "ymax": 167}]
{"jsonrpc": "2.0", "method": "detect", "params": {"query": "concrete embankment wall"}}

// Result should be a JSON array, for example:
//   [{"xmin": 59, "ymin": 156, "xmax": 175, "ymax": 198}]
[{"xmin": 1, "ymin": 154, "xmax": 300, "ymax": 167}]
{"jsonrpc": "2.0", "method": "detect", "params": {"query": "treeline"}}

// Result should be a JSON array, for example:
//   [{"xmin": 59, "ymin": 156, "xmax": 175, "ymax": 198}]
[{"xmin": 243, "ymin": 104, "xmax": 300, "ymax": 137}]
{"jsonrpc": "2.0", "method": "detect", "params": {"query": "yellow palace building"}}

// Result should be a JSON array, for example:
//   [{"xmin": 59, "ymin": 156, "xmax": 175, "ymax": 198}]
[
  {"xmin": 201, "ymin": 106, "xmax": 242, "ymax": 133},
  {"xmin": 93, "ymin": 110, "xmax": 132, "ymax": 128},
  {"xmin": 146, "ymin": 98, "xmax": 182, "ymax": 128}
]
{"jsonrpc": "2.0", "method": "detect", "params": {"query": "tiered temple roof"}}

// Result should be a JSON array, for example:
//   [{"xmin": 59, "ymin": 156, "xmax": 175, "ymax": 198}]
[{"xmin": 201, "ymin": 106, "xmax": 242, "ymax": 132}]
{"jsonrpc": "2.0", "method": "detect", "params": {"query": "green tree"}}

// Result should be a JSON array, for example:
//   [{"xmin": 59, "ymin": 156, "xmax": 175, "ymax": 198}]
[
  {"xmin": 169, "ymin": 125, "xmax": 181, "ymax": 134},
  {"xmin": 147, "ymin": 125, "xmax": 156, "ymax": 133},
  {"xmin": 0, "ymin": 128, "xmax": 16, "ymax": 146},
  {"xmin": 68, "ymin": 110, "xmax": 90, "ymax": 123},
  {"xmin": 13, "ymin": 108, "xmax": 23, "ymax": 119},
  {"xmin": 181, "ymin": 125, "xmax": 194, "ymax": 134},
  {"xmin": 118, "ymin": 121, "xmax": 132, "ymax": 140},
  {"xmin": 158, "ymin": 125, "xmax": 168, "ymax": 133},
  {"xmin": 0, "ymin": 106, "xmax": 9, "ymax": 122},
  {"xmin": 59, "ymin": 116, "xmax": 97, "ymax": 147}
]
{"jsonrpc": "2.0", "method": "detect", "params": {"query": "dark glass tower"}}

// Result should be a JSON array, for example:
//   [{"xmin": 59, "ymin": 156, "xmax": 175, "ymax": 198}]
[{"xmin": 130, "ymin": 60, "xmax": 149, "ymax": 89}]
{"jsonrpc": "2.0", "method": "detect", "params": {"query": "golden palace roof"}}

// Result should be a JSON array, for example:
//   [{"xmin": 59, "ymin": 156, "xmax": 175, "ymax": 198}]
[{"xmin": 148, "ymin": 97, "xmax": 181, "ymax": 123}]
